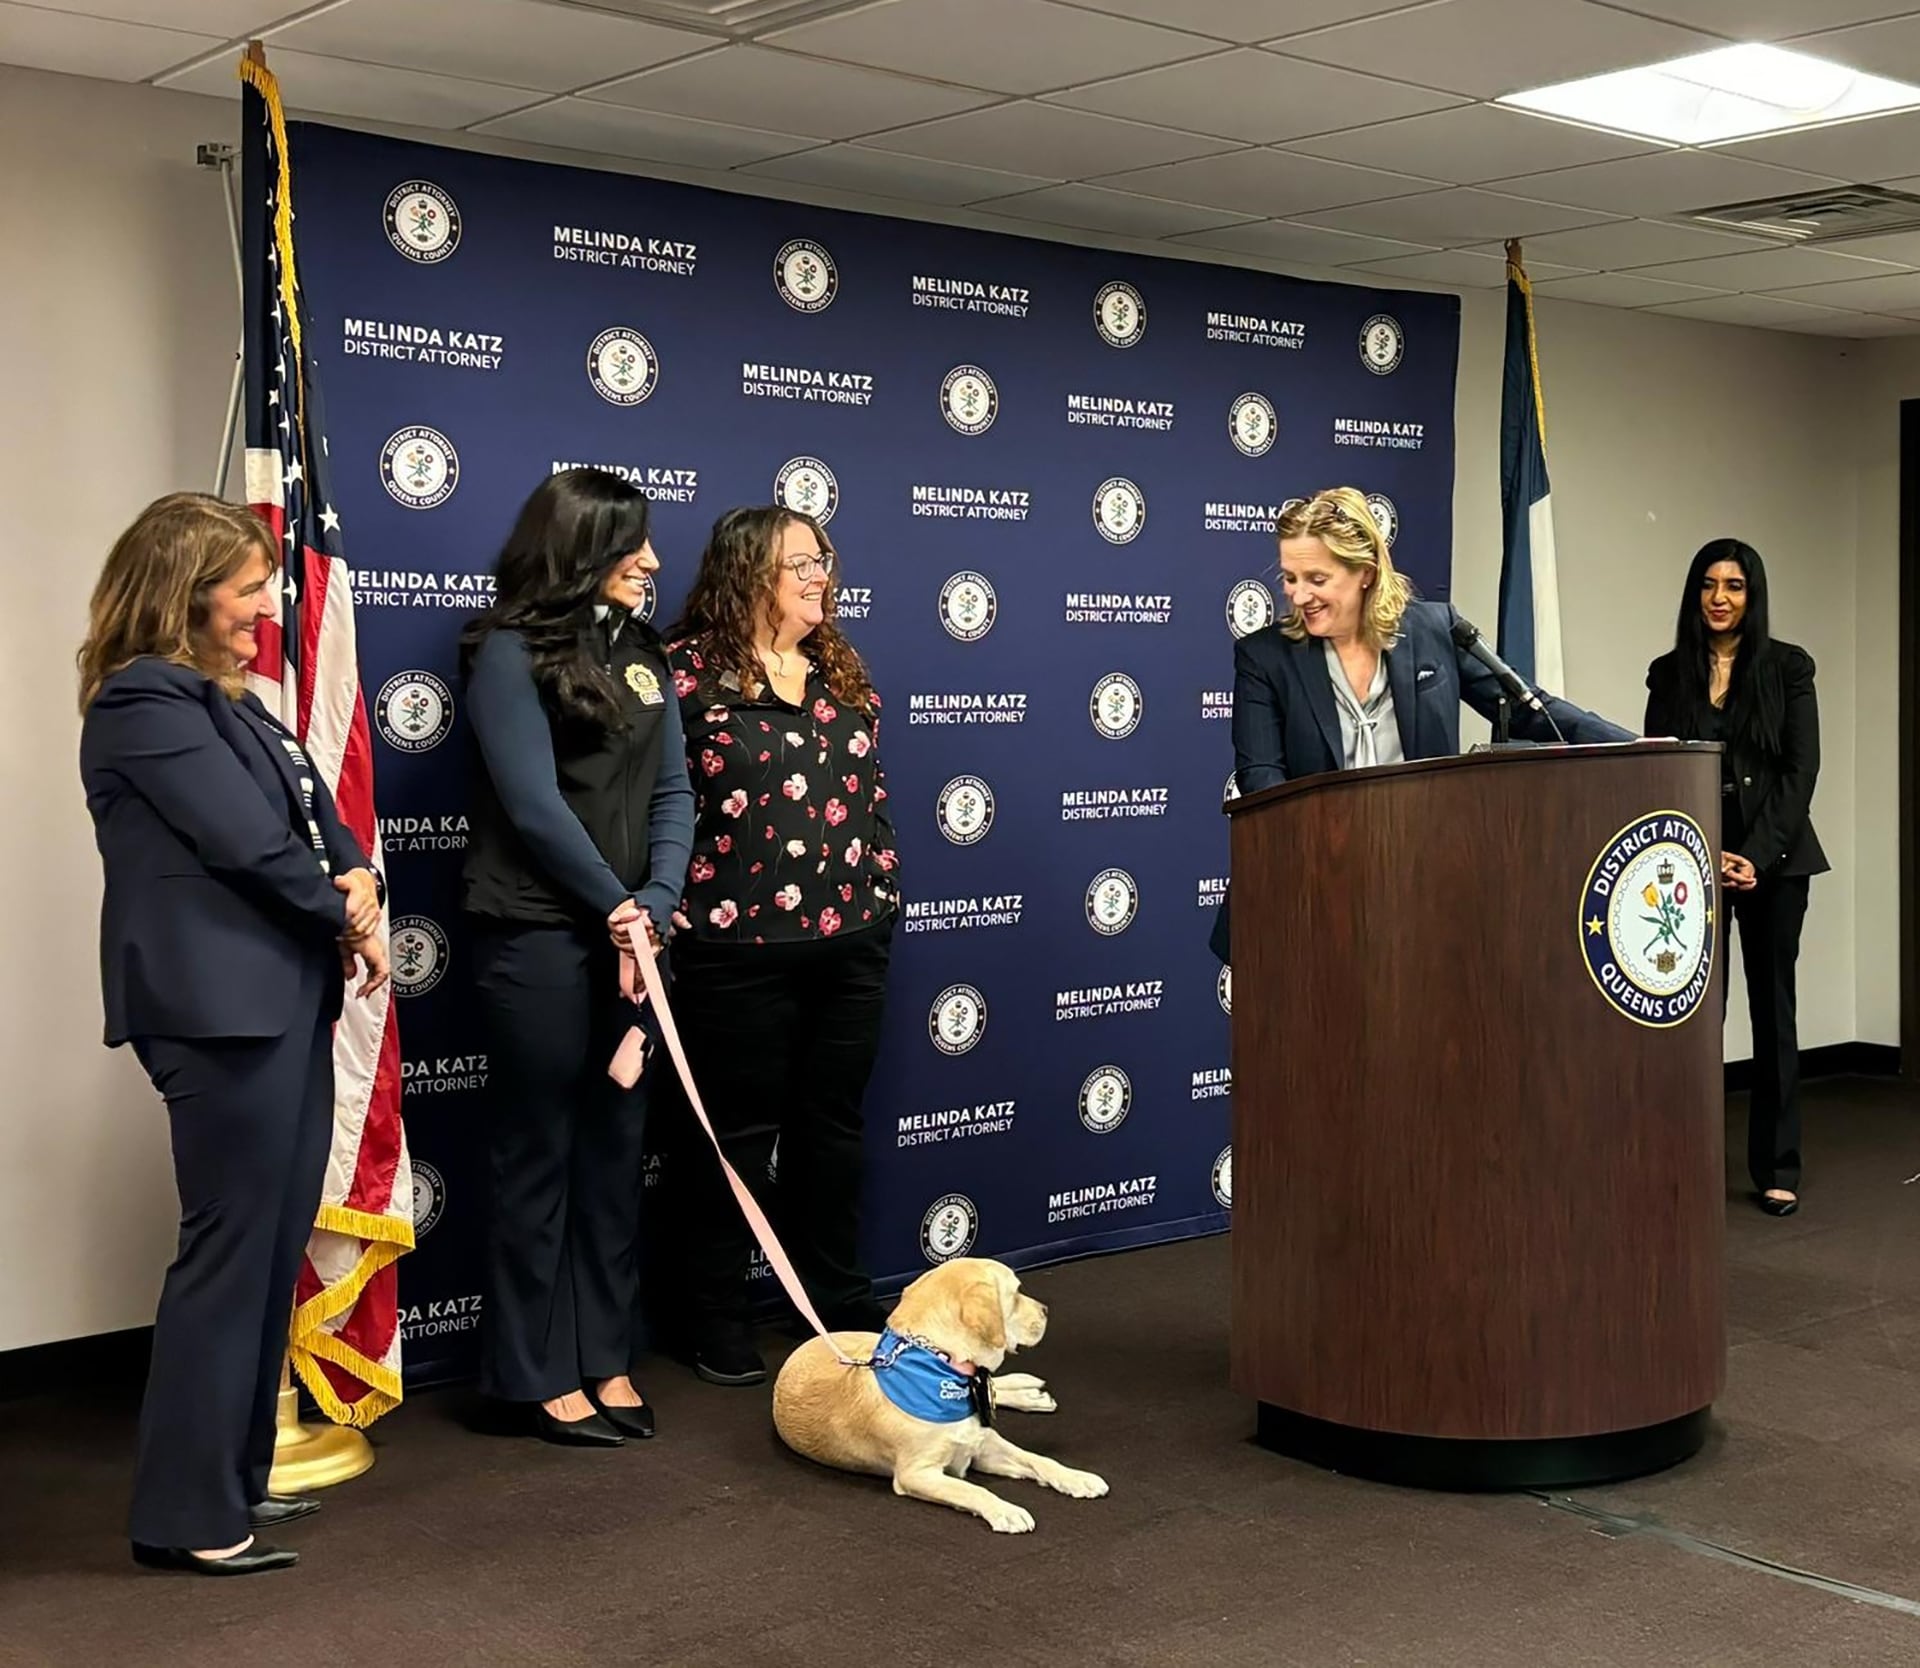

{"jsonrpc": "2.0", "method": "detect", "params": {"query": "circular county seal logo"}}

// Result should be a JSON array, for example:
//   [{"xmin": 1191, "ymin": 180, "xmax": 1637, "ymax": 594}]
[
  {"xmin": 376, "ymin": 670, "xmax": 454, "ymax": 753},
  {"xmin": 941, "ymin": 364, "xmax": 998, "ymax": 436},
  {"xmin": 1229, "ymin": 391, "xmax": 1276, "ymax": 457},
  {"xmin": 410, "ymin": 1160, "xmax": 445, "ymax": 1237},
  {"xmin": 1086, "ymin": 868, "xmax": 1139, "ymax": 936},
  {"xmin": 775, "ymin": 238, "xmax": 838, "ymax": 312},
  {"xmin": 1227, "ymin": 578, "xmax": 1275, "ymax": 639},
  {"xmin": 1581, "ymin": 811, "xmax": 1715, "ymax": 1028},
  {"xmin": 1093, "ymin": 477, "xmax": 1147, "ymax": 545},
  {"xmin": 1217, "ymin": 964, "xmax": 1232, "ymax": 1015},
  {"xmin": 1223, "ymin": 770, "xmax": 1241, "ymax": 805},
  {"xmin": 1079, "ymin": 1066, "xmax": 1132, "ymax": 1134},
  {"xmin": 921, "ymin": 1193, "xmax": 979, "ymax": 1263},
  {"xmin": 1211, "ymin": 1146, "xmax": 1233, "ymax": 1209},
  {"xmin": 930, "ymin": 984, "xmax": 987, "ymax": 1056},
  {"xmin": 381, "ymin": 426, "xmax": 459, "ymax": 510},
  {"xmin": 383, "ymin": 180, "xmax": 460, "ymax": 264},
  {"xmin": 633, "ymin": 574, "xmax": 658, "ymax": 624},
  {"xmin": 1364, "ymin": 491, "xmax": 1400, "ymax": 547},
  {"xmin": 389, "ymin": 915, "xmax": 449, "ymax": 997},
  {"xmin": 1094, "ymin": 279, "xmax": 1146, "ymax": 348},
  {"xmin": 1090, "ymin": 672, "xmax": 1143, "ymax": 740},
  {"xmin": 1360, "ymin": 313, "xmax": 1405, "ymax": 375},
  {"xmin": 774, "ymin": 455, "xmax": 838, "ymax": 524},
  {"xmin": 588, "ymin": 327, "xmax": 658, "ymax": 406},
  {"xmin": 938, "ymin": 775, "xmax": 995, "ymax": 845},
  {"xmin": 938, "ymin": 570, "xmax": 997, "ymax": 642}
]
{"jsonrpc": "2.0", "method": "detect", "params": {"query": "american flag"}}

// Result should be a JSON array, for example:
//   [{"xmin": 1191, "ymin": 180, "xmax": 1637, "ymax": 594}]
[{"xmin": 241, "ymin": 52, "xmax": 412, "ymax": 1427}]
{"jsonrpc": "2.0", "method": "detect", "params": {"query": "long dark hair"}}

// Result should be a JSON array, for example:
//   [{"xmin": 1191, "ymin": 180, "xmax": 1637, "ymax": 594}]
[
  {"xmin": 461, "ymin": 469, "xmax": 653, "ymax": 728},
  {"xmin": 1671, "ymin": 538, "xmax": 1784, "ymax": 755}
]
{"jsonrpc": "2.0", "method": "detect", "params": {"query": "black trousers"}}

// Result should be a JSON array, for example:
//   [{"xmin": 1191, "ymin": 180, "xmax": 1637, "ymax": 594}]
[
  {"xmin": 473, "ymin": 923, "xmax": 652, "ymax": 1402},
  {"xmin": 1724, "ymin": 876, "xmax": 1812, "ymax": 1193},
  {"xmin": 128, "ymin": 1002, "xmax": 334, "ymax": 1548},
  {"xmin": 667, "ymin": 921, "xmax": 893, "ymax": 1332}
]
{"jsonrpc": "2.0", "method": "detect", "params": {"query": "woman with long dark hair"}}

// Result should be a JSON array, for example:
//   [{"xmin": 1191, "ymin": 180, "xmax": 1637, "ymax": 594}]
[
  {"xmin": 662, "ymin": 505, "xmax": 899, "ymax": 1387},
  {"xmin": 1645, "ymin": 540, "xmax": 1827, "ymax": 1217},
  {"xmin": 460, "ymin": 468, "xmax": 694, "ymax": 1443}
]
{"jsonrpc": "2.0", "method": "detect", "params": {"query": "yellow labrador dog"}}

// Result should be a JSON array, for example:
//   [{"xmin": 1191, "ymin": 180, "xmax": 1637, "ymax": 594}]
[{"xmin": 772, "ymin": 1258, "xmax": 1108, "ymax": 1533}]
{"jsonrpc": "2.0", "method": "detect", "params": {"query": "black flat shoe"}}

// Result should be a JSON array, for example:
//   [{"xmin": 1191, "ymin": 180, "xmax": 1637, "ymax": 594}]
[
  {"xmin": 1757, "ymin": 1191, "xmax": 1800, "ymax": 1217},
  {"xmin": 589, "ymin": 1391, "xmax": 656, "ymax": 1439},
  {"xmin": 249, "ymin": 1495, "xmax": 320, "ymax": 1528},
  {"xmin": 534, "ymin": 1406, "xmax": 625, "ymax": 1448},
  {"xmin": 693, "ymin": 1324, "xmax": 767, "ymax": 1387},
  {"xmin": 132, "ymin": 1541, "xmax": 298, "ymax": 1576}
]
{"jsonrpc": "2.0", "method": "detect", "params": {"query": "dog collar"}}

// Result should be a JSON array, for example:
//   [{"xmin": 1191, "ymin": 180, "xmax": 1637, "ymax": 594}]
[{"xmin": 869, "ymin": 1328, "xmax": 993, "ymax": 1426}]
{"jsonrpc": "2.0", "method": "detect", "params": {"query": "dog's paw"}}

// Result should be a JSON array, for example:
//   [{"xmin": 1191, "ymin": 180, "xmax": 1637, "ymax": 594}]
[
  {"xmin": 982, "ymin": 1500, "xmax": 1036, "ymax": 1534},
  {"xmin": 992, "ymin": 1385, "xmax": 1057, "ymax": 1415},
  {"xmin": 1044, "ymin": 1466, "xmax": 1109, "ymax": 1500},
  {"xmin": 992, "ymin": 1373, "xmax": 1046, "ymax": 1393}
]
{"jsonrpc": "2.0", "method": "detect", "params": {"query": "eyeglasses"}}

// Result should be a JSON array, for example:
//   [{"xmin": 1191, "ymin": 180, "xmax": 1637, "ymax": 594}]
[{"xmin": 783, "ymin": 551, "xmax": 836, "ymax": 581}]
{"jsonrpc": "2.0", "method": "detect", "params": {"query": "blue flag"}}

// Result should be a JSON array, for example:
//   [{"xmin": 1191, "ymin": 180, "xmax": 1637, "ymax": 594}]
[{"xmin": 1498, "ymin": 243, "xmax": 1563, "ymax": 692}]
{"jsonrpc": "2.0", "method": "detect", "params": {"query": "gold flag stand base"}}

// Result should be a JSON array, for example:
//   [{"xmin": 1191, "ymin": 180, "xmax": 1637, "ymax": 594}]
[{"xmin": 268, "ymin": 1359, "xmax": 374, "ymax": 1494}]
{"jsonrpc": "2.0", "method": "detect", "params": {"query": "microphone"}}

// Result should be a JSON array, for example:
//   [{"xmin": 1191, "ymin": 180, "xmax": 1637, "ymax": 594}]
[{"xmin": 1449, "ymin": 614, "xmax": 1566, "ymax": 744}]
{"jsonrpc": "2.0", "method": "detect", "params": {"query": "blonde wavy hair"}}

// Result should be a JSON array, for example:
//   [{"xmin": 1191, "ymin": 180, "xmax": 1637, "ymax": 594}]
[
  {"xmin": 1276, "ymin": 486, "xmax": 1413, "ymax": 649},
  {"xmin": 77, "ymin": 493, "xmax": 276, "ymax": 711}
]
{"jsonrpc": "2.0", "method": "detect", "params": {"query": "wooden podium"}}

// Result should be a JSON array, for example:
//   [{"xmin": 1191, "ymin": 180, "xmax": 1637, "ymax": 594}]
[{"xmin": 1224, "ymin": 743, "xmax": 1726, "ymax": 1489}]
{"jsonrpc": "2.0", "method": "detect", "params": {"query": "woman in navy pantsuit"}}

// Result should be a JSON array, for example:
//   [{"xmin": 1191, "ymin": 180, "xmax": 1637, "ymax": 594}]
[{"xmin": 78, "ymin": 493, "xmax": 389, "ymax": 1576}]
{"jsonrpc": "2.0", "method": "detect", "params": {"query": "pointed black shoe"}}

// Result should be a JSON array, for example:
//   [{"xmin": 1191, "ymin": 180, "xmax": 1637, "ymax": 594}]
[
  {"xmin": 132, "ymin": 1541, "xmax": 298, "ymax": 1576},
  {"xmin": 249, "ymin": 1495, "xmax": 320, "ymax": 1529},
  {"xmin": 534, "ymin": 1406, "xmax": 625, "ymax": 1448},
  {"xmin": 1757, "ymin": 1191, "xmax": 1800, "ymax": 1217},
  {"xmin": 588, "ymin": 1389, "xmax": 656, "ymax": 1439}
]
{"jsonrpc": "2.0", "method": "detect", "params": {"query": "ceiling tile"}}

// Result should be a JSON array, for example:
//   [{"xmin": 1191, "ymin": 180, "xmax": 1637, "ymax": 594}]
[
  {"xmin": 1771, "ymin": 312, "xmax": 1920, "ymax": 336},
  {"xmin": 970, "ymin": 182, "xmax": 1259, "ymax": 236},
  {"xmin": 1285, "ymin": 103, "xmax": 1666, "ymax": 185},
  {"xmin": 1272, "ymin": 0, "xmax": 1718, "ymax": 99},
  {"xmin": 0, "ymin": 4, "xmax": 221, "ymax": 80},
  {"xmin": 266, "ymin": 0, "xmax": 715, "ymax": 94},
  {"xmin": 473, "ymin": 97, "xmax": 820, "ymax": 166},
  {"xmin": 1481, "ymin": 217, "xmax": 1771, "ymax": 268},
  {"xmin": 1094, "ymin": 147, "xmax": 1439, "ymax": 215},
  {"xmin": 161, "ymin": 44, "xmax": 543, "ymax": 124},
  {"xmin": 1298, "ymin": 186, "xmax": 1616, "ymax": 243},
  {"xmin": 590, "ymin": 44, "xmax": 997, "ymax": 138},
  {"xmin": 737, "ymin": 144, "xmax": 1061, "ymax": 204},
  {"xmin": 1167, "ymin": 217, "xmax": 1440, "ymax": 263},
  {"xmin": 1625, "ymin": 245, "xmax": 1907, "ymax": 289},
  {"xmin": 1811, "ymin": 226, "xmax": 1920, "ymax": 265},
  {"xmin": 1064, "ymin": 0, "xmax": 1422, "ymax": 42},
  {"xmin": 1710, "ymin": 107, "xmax": 1920, "ymax": 183},
  {"xmin": 1618, "ymin": 0, "xmax": 1920, "ymax": 39},
  {"xmin": 862, "ymin": 102, "xmax": 1235, "ymax": 177},
  {"xmin": 1645, "ymin": 292, "xmax": 1858, "ymax": 328},
  {"xmin": 1792, "ymin": 14, "xmax": 1920, "ymax": 82},
  {"xmin": 18, "ymin": 1, "xmax": 285, "ymax": 32},
  {"xmin": 763, "ymin": 0, "xmax": 1215, "ymax": 96},
  {"xmin": 1343, "ymin": 246, "xmax": 1590, "ymax": 287},
  {"xmin": 1760, "ymin": 270, "xmax": 1920, "ymax": 312},
  {"xmin": 1047, "ymin": 48, "xmax": 1463, "ymax": 144},
  {"xmin": 1530, "ymin": 271, "xmax": 1723, "ymax": 306},
  {"xmin": 1486, "ymin": 150, "xmax": 1847, "ymax": 215}
]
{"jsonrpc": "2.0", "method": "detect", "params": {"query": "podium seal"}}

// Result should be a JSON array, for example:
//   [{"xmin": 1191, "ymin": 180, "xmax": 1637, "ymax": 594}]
[{"xmin": 1580, "ymin": 811, "xmax": 1715, "ymax": 1028}]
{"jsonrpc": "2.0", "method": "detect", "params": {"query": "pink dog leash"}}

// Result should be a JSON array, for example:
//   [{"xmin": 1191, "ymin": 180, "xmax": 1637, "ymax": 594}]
[{"xmin": 611, "ymin": 919, "xmax": 861, "ymax": 1368}]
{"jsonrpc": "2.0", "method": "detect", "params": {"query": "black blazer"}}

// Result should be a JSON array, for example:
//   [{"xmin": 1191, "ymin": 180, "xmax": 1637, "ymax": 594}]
[
  {"xmin": 1212, "ymin": 599, "xmax": 1633, "ymax": 961},
  {"xmin": 1644, "ymin": 641, "xmax": 1828, "ymax": 881},
  {"xmin": 80, "ymin": 657, "xmax": 372, "ymax": 1044}
]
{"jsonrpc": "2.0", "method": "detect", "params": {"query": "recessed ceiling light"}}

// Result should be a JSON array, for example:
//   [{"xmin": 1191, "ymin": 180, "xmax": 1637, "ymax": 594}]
[{"xmin": 1498, "ymin": 44, "xmax": 1920, "ymax": 146}]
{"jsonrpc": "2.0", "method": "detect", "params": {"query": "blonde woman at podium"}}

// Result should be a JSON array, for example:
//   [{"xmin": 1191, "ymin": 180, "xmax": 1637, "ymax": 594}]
[{"xmin": 1210, "ymin": 486, "xmax": 1632, "ymax": 964}]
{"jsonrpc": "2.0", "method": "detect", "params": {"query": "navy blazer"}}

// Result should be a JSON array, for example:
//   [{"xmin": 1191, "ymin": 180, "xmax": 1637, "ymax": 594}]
[
  {"xmin": 1211, "ymin": 600, "xmax": 1632, "ymax": 961},
  {"xmin": 80, "ymin": 657, "xmax": 372, "ymax": 1044}
]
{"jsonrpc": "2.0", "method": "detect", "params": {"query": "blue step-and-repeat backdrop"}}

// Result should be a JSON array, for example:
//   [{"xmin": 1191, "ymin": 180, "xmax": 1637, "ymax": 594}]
[{"xmin": 286, "ymin": 122, "xmax": 1460, "ymax": 1383}]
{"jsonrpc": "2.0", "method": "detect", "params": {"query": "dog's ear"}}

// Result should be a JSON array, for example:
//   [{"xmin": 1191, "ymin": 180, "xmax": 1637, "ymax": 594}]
[{"xmin": 958, "ymin": 1280, "xmax": 1006, "ymax": 1355}]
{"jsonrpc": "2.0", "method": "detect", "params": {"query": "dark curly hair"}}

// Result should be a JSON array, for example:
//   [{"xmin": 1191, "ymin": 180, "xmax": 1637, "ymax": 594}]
[{"xmin": 669, "ymin": 506, "xmax": 875, "ymax": 712}]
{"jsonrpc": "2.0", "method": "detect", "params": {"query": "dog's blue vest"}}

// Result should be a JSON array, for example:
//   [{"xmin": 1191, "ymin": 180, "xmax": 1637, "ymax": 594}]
[{"xmin": 868, "ymin": 1328, "xmax": 990, "ymax": 1425}]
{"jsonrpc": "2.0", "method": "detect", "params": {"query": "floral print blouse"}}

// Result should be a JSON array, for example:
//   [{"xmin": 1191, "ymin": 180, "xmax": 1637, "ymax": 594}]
[{"xmin": 666, "ymin": 637, "xmax": 899, "ymax": 944}]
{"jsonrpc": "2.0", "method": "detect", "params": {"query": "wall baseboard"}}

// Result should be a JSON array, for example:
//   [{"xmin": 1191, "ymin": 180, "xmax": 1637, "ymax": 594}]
[{"xmin": 1724, "ymin": 1041, "xmax": 1900, "ymax": 1093}]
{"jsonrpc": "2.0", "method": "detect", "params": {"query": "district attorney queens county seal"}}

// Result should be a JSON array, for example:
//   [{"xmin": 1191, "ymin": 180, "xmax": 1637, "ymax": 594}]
[
  {"xmin": 384, "ymin": 181, "xmax": 460, "ymax": 264},
  {"xmin": 1580, "ymin": 811, "xmax": 1715, "ymax": 1028}
]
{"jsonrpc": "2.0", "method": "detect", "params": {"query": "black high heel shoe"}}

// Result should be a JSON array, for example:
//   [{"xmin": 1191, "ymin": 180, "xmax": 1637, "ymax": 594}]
[
  {"xmin": 1757, "ymin": 1191, "xmax": 1800, "ymax": 1217},
  {"xmin": 589, "ymin": 1387, "xmax": 656, "ymax": 1440},
  {"xmin": 132, "ymin": 1541, "xmax": 298, "ymax": 1576},
  {"xmin": 534, "ymin": 1405, "xmax": 625, "ymax": 1448}
]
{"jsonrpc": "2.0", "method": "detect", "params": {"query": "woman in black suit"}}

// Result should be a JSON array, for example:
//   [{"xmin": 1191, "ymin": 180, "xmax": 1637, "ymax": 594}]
[
  {"xmin": 78, "ymin": 493, "xmax": 389, "ymax": 1575},
  {"xmin": 1645, "ymin": 540, "xmax": 1827, "ymax": 1217},
  {"xmin": 1210, "ymin": 486, "xmax": 1630, "ymax": 963}
]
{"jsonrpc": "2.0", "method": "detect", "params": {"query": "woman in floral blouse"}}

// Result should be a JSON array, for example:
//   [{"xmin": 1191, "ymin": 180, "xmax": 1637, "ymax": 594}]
[{"xmin": 664, "ymin": 505, "xmax": 899, "ymax": 1386}]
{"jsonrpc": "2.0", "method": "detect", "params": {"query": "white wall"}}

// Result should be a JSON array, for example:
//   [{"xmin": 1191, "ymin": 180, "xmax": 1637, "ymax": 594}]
[{"xmin": 0, "ymin": 62, "xmax": 1905, "ymax": 1350}]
